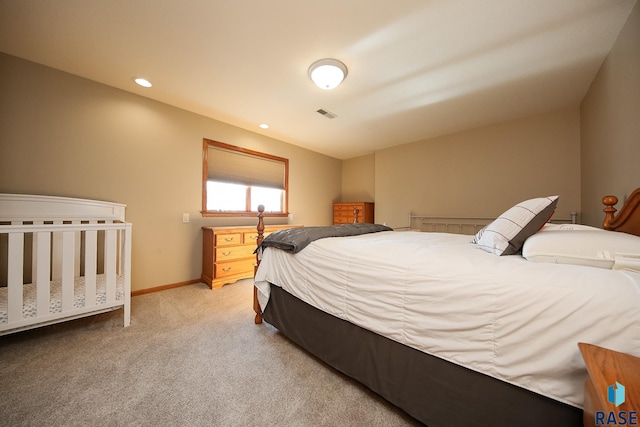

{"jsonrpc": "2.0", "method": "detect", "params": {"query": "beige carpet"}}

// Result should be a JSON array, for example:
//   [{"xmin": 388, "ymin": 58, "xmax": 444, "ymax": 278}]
[{"xmin": 0, "ymin": 279, "xmax": 422, "ymax": 426}]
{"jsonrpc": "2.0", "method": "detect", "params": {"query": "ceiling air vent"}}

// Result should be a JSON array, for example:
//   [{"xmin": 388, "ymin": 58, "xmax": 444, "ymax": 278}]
[{"xmin": 316, "ymin": 108, "xmax": 337, "ymax": 119}]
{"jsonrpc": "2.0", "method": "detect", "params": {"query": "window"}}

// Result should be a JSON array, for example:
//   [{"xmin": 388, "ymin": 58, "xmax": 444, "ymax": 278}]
[{"xmin": 202, "ymin": 139, "xmax": 289, "ymax": 217}]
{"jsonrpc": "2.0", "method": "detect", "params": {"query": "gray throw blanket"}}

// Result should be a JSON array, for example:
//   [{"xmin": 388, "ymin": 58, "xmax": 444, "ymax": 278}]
[{"xmin": 256, "ymin": 223, "xmax": 393, "ymax": 254}]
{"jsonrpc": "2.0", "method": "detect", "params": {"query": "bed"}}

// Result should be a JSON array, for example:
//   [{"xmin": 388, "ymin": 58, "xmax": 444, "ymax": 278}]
[
  {"xmin": 0, "ymin": 194, "xmax": 132, "ymax": 336},
  {"xmin": 252, "ymin": 190, "xmax": 640, "ymax": 426}
]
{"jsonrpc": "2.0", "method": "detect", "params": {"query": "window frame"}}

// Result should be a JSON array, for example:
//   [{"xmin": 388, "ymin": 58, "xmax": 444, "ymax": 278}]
[{"xmin": 201, "ymin": 139, "xmax": 289, "ymax": 218}]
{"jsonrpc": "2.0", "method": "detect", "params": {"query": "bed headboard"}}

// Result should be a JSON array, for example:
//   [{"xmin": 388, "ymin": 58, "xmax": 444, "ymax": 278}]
[
  {"xmin": 405, "ymin": 212, "xmax": 577, "ymax": 235},
  {"xmin": 0, "ymin": 194, "xmax": 126, "ymax": 223},
  {"xmin": 603, "ymin": 188, "xmax": 640, "ymax": 237},
  {"xmin": 406, "ymin": 188, "xmax": 640, "ymax": 237}
]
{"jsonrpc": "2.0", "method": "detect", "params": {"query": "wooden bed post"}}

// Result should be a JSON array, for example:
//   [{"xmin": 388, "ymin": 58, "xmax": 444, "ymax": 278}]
[
  {"xmin": 253, "ymin": 204, "xmax": 265, "ymax": 324},
  {"xmin": 602, "ymin": 195, "xmax": 619, "ymax": 230},
  {"xmin": 602, "ymin": 188, "xmax": 640, "ymax": 235}
]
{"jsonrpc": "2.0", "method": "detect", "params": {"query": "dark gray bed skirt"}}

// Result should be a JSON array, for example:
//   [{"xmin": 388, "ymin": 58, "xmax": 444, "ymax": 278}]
[{"xmin": 262, "ymin": 284, "xmax": 582, "ymax": 427}]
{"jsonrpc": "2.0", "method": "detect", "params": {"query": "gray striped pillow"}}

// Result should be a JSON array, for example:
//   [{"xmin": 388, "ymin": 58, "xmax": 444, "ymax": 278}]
[{"xmin": 473, "ymin": 196, "xmax": 559, "ymax": 256}]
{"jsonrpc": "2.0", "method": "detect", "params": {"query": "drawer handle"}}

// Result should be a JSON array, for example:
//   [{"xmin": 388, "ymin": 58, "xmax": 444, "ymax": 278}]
[
  {"xmin": 248, "ymin": 235, "xmax": 257, "ymax": 240},
  {"xmin": 222, "ymin": 251, "xmax": 232, "ymax": 256},
  {"xmin": 222, "ymin": 267, "xmax": 232, "ymax": 272},
  {"xmin": 224, "ymin": 237, "xmax": 235, "ymax": 242}
]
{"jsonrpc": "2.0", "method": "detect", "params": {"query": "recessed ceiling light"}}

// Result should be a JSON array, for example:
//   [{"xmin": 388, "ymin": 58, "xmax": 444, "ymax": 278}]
[
  {"xmin": 133, "ymin": 77, "xmax": 152, "ymax": 88},
  {"xmin": 259, "ymin": 124, "xmax": 270, "ymax": 129}
]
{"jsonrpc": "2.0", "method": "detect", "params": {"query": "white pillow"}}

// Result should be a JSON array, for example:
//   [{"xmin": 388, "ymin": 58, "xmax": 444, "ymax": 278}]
[
  {"xmin": 522, "ymin": 230, "xmax": 640, "ymax": 269},
  {"xmin": 538, "ymin": 223, "xmax": 604, "ymax": 232},
  {"xmin": 474, "ymin": 196, "xmax": 559, "ymax": 256}
]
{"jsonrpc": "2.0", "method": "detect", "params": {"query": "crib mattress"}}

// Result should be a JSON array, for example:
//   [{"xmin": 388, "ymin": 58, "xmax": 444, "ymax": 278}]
[{"xmin": 0, "ymin": 275, "xmax": 125, "ymax": 324}]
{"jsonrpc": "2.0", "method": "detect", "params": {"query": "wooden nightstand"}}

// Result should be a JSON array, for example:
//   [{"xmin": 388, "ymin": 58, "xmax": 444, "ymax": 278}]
[{"xmin": 579, "ymin": 343, "xmax": 640, "ymax": 427}]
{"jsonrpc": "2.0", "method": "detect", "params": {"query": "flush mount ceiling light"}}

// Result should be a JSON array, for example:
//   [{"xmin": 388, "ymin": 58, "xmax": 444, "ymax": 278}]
[
  {"xmin": 133, "ymin": 77, "xmax": 152, "ymax": 88},
  {"xmin": 308, "ymin": 59, "xmax": 348, "ymax": 90}
]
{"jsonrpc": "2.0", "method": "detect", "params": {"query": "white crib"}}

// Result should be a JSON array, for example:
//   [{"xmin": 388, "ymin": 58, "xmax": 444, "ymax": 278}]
[{"xmin": 0, "ymin": 194, "xmax": 132, "ymax": 336}]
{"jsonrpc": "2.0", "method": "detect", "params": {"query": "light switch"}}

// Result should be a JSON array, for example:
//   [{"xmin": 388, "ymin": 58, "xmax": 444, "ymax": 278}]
[{"xmin": 182, "ymin": 213, "xmax": 189, "ymax": 223}]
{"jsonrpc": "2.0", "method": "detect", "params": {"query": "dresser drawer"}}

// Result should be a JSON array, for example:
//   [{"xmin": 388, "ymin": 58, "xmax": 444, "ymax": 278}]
[
  {"xmin": 334, "ymin": 215, "xmax": 352, "ymax": 224},
  {"xmin": 215, "ymin": 245, "xmax": 254, "ymax": 261},
  {"xmin": 334, "ymin": 206, "xmax": 358, "ymax": 216},
  {"xmin": 243, "ymin": 231, "xmax": 259, "ymax": 246},
  {"xmin": 215, "ymin": 258, "xmax": 256, "ymax": 278},
  {"xmin": 215, "ymin": 233, "xmax": 242, "ymax": 246},
  {"xmin": 244, "ymin": 230, "xmax": 275, "ymax": 244}
]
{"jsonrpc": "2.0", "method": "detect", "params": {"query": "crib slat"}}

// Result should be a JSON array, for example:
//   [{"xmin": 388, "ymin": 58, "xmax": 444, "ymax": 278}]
[
  {"xmin": 52, "ymin": 224, "xmax": 62, "ymax": 281},
  {"xmin": 104, "ymin": 229, "xmax": 116, "ymax": 303},
  {"xmin": 73, "ymin": 221, "xmax": 81, "ymax": 277},
  {"xmin": 7, "ymin": 233, "xmax": 24, "ymax": 322},
  {"xmin": 61, "ymin": 231, "xmax": 75, "ymax": 311},
  {"xmin": 30, "ymin": 220, "xmax": 43, "ymax": 283},
  {"xmin": 122, "ymin": 224, "xmax": 132, "ymax": 327},
  {"xmin": 84, "ymin": 229, "xmax": 97, "ymax": 306},
  {"xmin": 34, "ymin": 232, "xmax": 51, "ymax": 316}
]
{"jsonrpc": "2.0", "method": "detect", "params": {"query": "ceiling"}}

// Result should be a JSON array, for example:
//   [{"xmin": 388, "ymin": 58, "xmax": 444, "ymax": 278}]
[{"xmin": 0, "ymin": 0, "xmax": 636, "ymax": 159}]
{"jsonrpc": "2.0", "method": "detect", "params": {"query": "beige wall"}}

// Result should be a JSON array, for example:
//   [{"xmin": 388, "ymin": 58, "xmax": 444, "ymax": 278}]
[
  {"xmin": 341, "ymin": 154, "xmax": 375, "ymax": 202},
  {"xmin": 580, "ymin": 1, "xmax": 640, "ymax": 227},
  {"xmin": 372, "ymin": 108, "xmax": 581, "ymax": 229},
  {"xmin": 0, "ymin": 53, "xmax": 341, "ymax": 291}
]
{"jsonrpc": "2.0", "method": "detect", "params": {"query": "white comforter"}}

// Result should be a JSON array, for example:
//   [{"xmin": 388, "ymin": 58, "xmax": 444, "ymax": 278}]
[{"xmin": 254, "ymin": 230, "xmax": 640, "ymax": 408}]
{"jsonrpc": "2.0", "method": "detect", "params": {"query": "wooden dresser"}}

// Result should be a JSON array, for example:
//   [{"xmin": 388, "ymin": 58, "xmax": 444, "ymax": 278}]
[
  {"xmin": 579, "ymin": 342, "xmax": 640, "ymax": 427},
  {"xmin": 202, "ymin": 224, "xmax": 300, "ymax": 289},
  {"xmin": 333, "ymin": 202, "xmax": 374, "ymax": 224}
]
